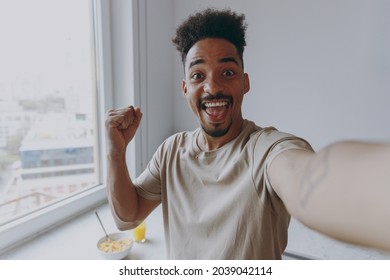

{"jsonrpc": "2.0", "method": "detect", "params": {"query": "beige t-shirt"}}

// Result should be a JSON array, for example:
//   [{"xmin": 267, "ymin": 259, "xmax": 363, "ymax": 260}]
[{"xmin": 134, "ymin": 120, "xmax": 313, "ymax": 259}]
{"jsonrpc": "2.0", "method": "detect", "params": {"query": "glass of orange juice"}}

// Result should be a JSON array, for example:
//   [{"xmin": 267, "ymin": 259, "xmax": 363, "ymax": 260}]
[{"xmin": 133, "ymin": 221, "xmax": 146, "ymax": 243}]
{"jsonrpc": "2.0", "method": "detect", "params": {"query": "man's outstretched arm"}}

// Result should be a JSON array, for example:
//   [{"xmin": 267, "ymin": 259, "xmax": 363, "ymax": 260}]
[{"xmin": 269, "ymin": 141, "xmax": 390, "ymax": 252}]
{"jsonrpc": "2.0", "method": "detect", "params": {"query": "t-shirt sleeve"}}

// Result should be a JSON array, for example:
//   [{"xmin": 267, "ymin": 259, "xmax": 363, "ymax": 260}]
[
  {"xmin": 252, "ymin": 128, "xmax": 314, "ymax": 205},
  {"xmin": 132, "ymin": 144, "xmax": 164, "ymax": 202},
  {"xmin": 264, "ymin": 133, "xmax": 314, "ymax": 196}
]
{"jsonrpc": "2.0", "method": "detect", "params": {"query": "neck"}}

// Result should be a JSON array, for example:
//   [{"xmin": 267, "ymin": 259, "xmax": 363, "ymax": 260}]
[{"xmin": 198, "ymin": 119, "xmax": 244, "ymax": 151}]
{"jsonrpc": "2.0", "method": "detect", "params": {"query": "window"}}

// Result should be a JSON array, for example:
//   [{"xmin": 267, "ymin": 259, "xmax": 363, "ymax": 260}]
[{"xmin": 0, "ymin": 0, "xmax": 111, "ymax": 253}]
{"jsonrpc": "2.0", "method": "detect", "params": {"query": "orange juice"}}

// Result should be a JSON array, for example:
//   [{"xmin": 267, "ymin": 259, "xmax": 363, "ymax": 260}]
[{"xmin": 133, "ymin": 221, "xmax": 146, "ymax": 243}]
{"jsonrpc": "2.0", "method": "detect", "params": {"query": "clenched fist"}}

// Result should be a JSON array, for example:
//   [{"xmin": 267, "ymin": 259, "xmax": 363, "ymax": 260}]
[{"xmin": 105, "ymin": 106, "xmax": 143, "ymax": 155}]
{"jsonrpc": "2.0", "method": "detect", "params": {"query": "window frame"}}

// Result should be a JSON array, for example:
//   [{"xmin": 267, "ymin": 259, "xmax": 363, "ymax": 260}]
[{"xmin": 0, "ymin": 0, "xmax": 141, "ymax": 254}]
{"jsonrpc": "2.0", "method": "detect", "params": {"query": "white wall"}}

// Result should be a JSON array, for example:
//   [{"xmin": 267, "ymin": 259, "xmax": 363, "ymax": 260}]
[
  {"xmin": 141, "ymin": 0, "xmax": 390, "ymax": 259},
  {"xmin": 131, "ymin": 0, "xmax": 175, "ymax": 170},
  {"xmin": 172, "ymin": 0, "xmax": 390, "ymax": 150}
]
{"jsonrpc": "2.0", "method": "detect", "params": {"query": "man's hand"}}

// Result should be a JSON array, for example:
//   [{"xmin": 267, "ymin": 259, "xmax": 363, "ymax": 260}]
[{"xmin": 105, "ymin": 106, "xmax": 142, "ymax": 155}]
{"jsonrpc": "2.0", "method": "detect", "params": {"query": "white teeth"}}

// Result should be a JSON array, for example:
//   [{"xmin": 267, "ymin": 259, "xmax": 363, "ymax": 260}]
[{"xmin": 204, "ymin": 101, "xmax": 228, "ymax": 108}]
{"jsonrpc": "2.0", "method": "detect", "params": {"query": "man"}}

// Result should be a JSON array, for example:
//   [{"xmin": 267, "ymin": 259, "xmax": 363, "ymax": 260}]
[{"xmin": 105, "ymin": 8, "xmax": 390, "ymax": 259}]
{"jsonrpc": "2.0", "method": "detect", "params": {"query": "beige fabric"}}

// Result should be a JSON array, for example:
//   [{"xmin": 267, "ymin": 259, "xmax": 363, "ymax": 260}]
[{"xmin": 134, "ymin": 120, "xmax": 313, "ymax": 259}]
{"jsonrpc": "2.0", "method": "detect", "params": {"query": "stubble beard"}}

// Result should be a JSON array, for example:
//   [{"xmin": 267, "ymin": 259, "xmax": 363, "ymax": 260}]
[{"xmin": 201, "ymin": 121, "xmax": 232, "ymax": 138}]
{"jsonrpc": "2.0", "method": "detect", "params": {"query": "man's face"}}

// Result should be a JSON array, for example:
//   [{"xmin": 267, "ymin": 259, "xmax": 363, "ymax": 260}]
[{"xmin": 182, "ymin": 38, "xmax": 250, "ymax": 138}]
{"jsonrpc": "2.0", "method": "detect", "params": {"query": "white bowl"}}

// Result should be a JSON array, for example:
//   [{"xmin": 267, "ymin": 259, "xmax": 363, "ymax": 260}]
[{"xmin": 97, "ymin": 232, "xmax": 134, "ymax": 260}]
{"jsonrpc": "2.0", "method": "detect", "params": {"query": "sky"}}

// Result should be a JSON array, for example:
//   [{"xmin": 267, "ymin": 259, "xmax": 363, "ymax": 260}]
[{"xmin": 0, "ymin": 0, "xmax": 93, "ymax": 104}]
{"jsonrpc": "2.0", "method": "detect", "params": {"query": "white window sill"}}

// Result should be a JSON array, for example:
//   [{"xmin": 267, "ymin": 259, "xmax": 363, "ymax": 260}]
[{"xmin": 0, "ymin": 203, "xmax": 166, "ymax": 260}]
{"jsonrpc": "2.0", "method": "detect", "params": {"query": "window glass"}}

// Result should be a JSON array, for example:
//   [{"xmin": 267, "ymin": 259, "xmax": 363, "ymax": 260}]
[{"xmin": 0, "ymin": 0, "xmax": 99, "ymax": 225}]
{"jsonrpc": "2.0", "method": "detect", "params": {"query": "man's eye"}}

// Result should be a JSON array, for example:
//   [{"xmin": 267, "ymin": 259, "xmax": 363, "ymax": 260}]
[
  {"xmin": 191, "ymin": 73, "xmax": 203, "ymax": 80},
  {"xmin": 224, "ymin": 70, "xmax": 235, "ymax": 77}
]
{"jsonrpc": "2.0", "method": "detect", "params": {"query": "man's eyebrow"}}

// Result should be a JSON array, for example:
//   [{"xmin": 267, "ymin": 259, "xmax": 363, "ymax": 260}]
[
  {"xmin": 188, "ymin": 58, "xmax": 205, "ymax": 69},
  {"xmin": 188, "ymin": 57, "xmax": 239, "ymax": 70}
]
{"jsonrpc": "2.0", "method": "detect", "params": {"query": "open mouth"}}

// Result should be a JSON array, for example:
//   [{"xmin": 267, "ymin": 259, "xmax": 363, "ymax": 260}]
[{"xmin": 200, "ymin": 98, "xmax": 231, "ymax": 122}]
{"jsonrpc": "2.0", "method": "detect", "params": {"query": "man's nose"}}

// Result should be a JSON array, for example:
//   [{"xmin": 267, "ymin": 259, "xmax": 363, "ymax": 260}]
[{"xmin": 203, "ymin": 76, "xmax": 224, "ymax": 95}]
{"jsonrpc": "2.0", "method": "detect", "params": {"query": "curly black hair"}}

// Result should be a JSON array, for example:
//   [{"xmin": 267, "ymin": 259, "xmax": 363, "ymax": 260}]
[{"xmin": 172, "ymin": 8, "xmax": 247, "ymax": 66}]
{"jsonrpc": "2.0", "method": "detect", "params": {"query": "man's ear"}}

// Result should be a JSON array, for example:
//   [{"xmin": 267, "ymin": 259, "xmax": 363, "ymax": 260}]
[
  {"xmin": 244, "ymin": 73, "xmax": 250, "ymax": 94},
  {"xmin": 181, "ymin": 80, "xmax": 187, "ymax": 97}
]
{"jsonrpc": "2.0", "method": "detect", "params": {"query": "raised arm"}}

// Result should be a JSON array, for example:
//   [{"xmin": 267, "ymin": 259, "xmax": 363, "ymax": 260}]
[
  {"xmin": 269, "ymin": 141, "xmax": 390, "ymax": 252},
  {"xmin": 105, "ymin": 106, "xmax": 159, "ymax": 230}
]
